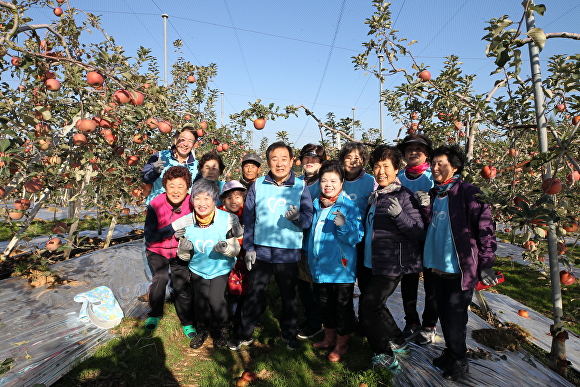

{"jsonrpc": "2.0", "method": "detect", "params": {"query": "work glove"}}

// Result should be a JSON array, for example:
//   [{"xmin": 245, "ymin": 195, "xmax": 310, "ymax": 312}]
[
  {"xmin": 213, "ymin": 238, "xmax": 241, "ymax": 257},
  {"xmin": 174, "ymin": 228, "xmax": 186, "ymax": 239},
  {"xmin": 416, "ymin": 190, "xmax": 430, "ymax": 207},
  {"xmin": 245, "ymin": 250, "xmax": 257, "ymax": 271},
  {"xmin": 177, "ymin": 237, "xmax": 193, "ymax": 261},
  {"xmin": 172, "ymin": 214, "xmax": 193, "ymax": 231},
  {"xmin": 332, "ymin": 210, "xmax": 346, "ymax": 227},
  {"xmin": 479, "ymin": 268, "xmax": 498, "ymax": 286},
  {"xmin": 228, "ymin": 219, "xmax": 244, "ymax": 239},
  {"xmin": 285, "ymin": 205, "xmax": 300, "ymax": 221},
  {"xmin": 153, "ymin": 157, "xmax": 165, "ymax": 174},
  {"xmin": 387, "ymin": 197, "xmax": 402, "ymax": 218}
]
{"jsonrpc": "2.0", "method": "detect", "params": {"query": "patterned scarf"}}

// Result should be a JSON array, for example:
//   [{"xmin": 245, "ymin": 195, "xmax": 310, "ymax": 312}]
[
  {"xmin": 196, "ymin": 210, "xmax": 215, "ymax": 227},
  {"xmin": 320, "ymin": 190, "xmax": 342, "ymax": 208},
  {"xmin": 434, "ymin": 174, "xmax": 460, "ymax": 195},
  {"xmin": 405, "ymin": 162, "xmax": 429, "ymax": 175},
  {"xmin": 368, "ymin": 177, "xmax": 402, "ymax": 205}
]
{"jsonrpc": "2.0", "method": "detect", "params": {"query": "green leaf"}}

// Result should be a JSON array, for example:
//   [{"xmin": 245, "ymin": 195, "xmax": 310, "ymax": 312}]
[
  {"xmin": 0, "ymin": 139, "xmax": 10, "ymax": 152},
  {"xmin": 527, "ymin": 28, "xmax": 546, "ymax": 51},
  {"xmin": 530, "ymin": 4, "xmax": 546, "ymax": 16}
]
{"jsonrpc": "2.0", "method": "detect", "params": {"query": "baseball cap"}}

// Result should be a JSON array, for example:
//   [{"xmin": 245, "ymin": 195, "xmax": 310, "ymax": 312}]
[
  {"xmin": 220, "ymin": 180, "xmax": 247, "ymax": 199},
  {"xmin": 241, "ymin": 153, "xmax": 262, "ymax": 167}
]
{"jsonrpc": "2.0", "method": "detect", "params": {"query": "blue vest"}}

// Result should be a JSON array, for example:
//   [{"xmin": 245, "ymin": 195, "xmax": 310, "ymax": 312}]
[
  {"xmin": 397, "ymin": 169, "xmax": 434, "ymax": 193},
  {"xmin": 343, "ymin": 172, "xmax": 376, "ymax": 215},
  {"xmin": 363, "ymin": 204, "xmax": 376, "ymax": 269},
  {"xmin": 146, "ymin": 149, "xmax": 198, "ymax": 204},
  {"xmin": 254, "ymin": 175, "xmax": 306, "ymax": 249},
  {"xmin": 185, "ymin": 209, "xmax": 235, "ymax": 279},
  {"xmin": 423, "ymin": 195, "xmax": 459, "ymax": 273},
  {"xmin": 298, "ymin": 175, "xmax": 321, "ymax": 202}
]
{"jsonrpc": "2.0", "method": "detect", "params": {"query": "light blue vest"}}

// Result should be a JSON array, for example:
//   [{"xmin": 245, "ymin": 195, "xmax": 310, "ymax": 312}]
[
  {"xmin": 397, "ymin": 169, "xmax": 434, "ymax": 193},
  {"xmin": 254, "ymin": 175, "xmax": 306, "ymax": 249},
  {"xmin": 363, "ymin": 204, "xmax": 376, "ymax": 269},
  {"xmin": 146, "ymin": 149, "xmax": 198, "ymax": 204},
  {"xmin": 185, "ymin": 209, "xmax": 235, "ymax": 279},
  {"xmin": 343, "ymin": 172, "xmax": 376, "ymax": 216},
  {"xmin": 423, "ymin": 195, "xmax": 459, "ymax": 273},
  {"xmin": 298, "ymin": 175, "xmax": 321, "ymax": 202}
]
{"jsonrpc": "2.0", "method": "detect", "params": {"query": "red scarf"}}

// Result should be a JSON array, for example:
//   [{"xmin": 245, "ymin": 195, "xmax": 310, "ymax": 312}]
[
  {"xmin": 217, "ymin": 204, "xmax": 244, "ymax": 224},
  {"xmin": 405, "ymin": 162, "xmax": 429, "ymax": 175},
  {"xmin": 320, "ymin": 190, "xmax": 341, "ymax": 208}
]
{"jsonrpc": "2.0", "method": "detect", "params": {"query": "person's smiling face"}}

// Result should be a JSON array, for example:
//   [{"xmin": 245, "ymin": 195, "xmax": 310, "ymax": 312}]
[
  {"xmin": 373, "ymin": 158, "xmax": 398, "ymax": 188},
  {"xmin": 174, "ymin": 131, "xmax": 196, "ymax": 159},
  {"xmin": 193, "ymin": 192, "xmax": 215, "ymax": 217},
  {"xmin": 223, "ymin": 190, "xmax": 245, "ymax": 213},
  {"xmin": 320, "ymin": 171, "xmax": 343, "ymax": 199},
  {"xmin": 164, "ymin": 177, "xmax": 188, "ymax": 207},
  {"xmin": 431, "ymin": 154, "xmax": 458, "ymax": 184},
  {"xmin": 267, "ymin": 146, "xmax": 292, "ymax": 183},
  {"xmin": 343, "ymin": 150, "xmax": 363, "ymax": 179},
  {"xmin": 302, "ymin": 155, "xmax": 322, "ymax": 176},
  {"xmin": 404, "ymin": 144, "xmax": 428, "ymax": 167},
  {"xmin": 201, "ymin": 159, "xmax": 221, "ymax": 181}
]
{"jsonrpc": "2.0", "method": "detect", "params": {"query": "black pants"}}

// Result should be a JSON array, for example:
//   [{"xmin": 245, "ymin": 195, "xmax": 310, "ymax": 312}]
[
  {"xmin": 359, "ymin": 269, "xmax": 403, "ymax": 354},
  {"xmin": 314, "ymin": 283, "xmax": 356, "ymax": 336},
  {"xmin": 432, "ymin": 274, "xmax": 474, "ymax": 361},
  {"xmin": 297, "ymin": 278, "xmax": 322, "ymax": 330},
  {"xmin": 235, "ymin": 260, "xmax": 298, "ymax": 340},
  {"xmin": 401, "ymin": 268, "xmax": 438, "ymax": 327},
  {"xmin": 146, "ymin": 250, "xmax": 194, "ymax": 326},
  {"xmin": 190, "ymin": 272, "xmax": 229, "ymax": 326}
]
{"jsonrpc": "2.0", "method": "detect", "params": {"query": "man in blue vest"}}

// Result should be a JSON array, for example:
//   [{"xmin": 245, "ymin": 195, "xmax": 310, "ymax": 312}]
[{"xmin": 227, "ymin": 142, "xmax": 314, "ymax": 350}]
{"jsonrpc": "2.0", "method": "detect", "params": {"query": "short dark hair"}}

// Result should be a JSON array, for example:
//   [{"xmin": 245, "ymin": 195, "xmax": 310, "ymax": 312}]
[
  {"xmin": 318, "ymin": 159, "xmax": 345, "ymax": 182},
  {"xmin": 370, "ymin": 145, "xmax": 403, "ymax": 170},
  {"xmin": 338, "ymin": 142, "xmax": 370, "ymax": 165},
  {"xmin": 431, "ymin": 145, "xmax": 466, "ymax": 174},
  {"xmin": 198, "ymin": 151, "xmax": 225, "ymax": 174},
  {"xmin": 162, "ymin": 166, "xmax": 192, "ymax": 188},
  {"xmin": 174, "ymin": 126, "xmax": 199, "ymax": 141},
  {"xmin": 266, "ymin": 141, "xmax": 293, "ymax": 160},
  {"xmin": 299, "ymin": 143, "xmax": 327, "ymax": 162}
]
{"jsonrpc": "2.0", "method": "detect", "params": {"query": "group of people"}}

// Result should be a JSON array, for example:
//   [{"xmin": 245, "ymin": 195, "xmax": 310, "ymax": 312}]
[{"xmin": 139, "ymin": 127, "xmax": 498, "ymax": 382}]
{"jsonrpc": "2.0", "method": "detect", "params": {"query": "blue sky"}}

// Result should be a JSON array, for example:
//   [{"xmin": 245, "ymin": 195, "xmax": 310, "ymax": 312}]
[{"xmin": 21, "ymin": 1, "xmax": 580, "ymax": 149}]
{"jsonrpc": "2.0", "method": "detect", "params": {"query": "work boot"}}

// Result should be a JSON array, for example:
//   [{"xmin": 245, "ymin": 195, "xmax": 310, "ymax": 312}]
[
  {"xmin": 442, "ymin": 358, "xmax": 469, "ymax": 381},
  {"xmin": 328, "ymin": 334, "xmax": 349, "ymax": 362},
  {"xmin": 313, "ymin": 328, "xmax": 337, "ymax": 349}
]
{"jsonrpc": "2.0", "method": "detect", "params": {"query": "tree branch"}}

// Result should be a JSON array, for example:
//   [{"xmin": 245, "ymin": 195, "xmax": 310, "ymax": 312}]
[{"xmin": 514, "ymin": 32, "xmax": 580, "ymax": 47}]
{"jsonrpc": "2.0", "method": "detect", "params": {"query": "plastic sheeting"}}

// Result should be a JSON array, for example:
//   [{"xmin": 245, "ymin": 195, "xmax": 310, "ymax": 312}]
[
  {"xmin": 0, "ymin": 238, "xmax": 576, "ymax": 387},
  {"xmin": 0, "ymin": 240, "xmax": 149, "ymax": 387}
]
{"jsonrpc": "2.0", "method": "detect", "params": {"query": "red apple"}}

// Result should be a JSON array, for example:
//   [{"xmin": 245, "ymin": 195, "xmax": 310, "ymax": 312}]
[
  {"xmin": 46, "ymin": 237, "xmax": 62, "ymax": 251},
  {"xmin": 157, "ymin": 121, "xmax": 172, "ymax": 133},
  {"xmin": 53, "ymin": 7, "xmax": 63, "ymax": 16},
  {"xmin": 573, "ymin": 116, "xmax": 580, "ymax": 126},
  {"xmin": 253, "ymin": 118, "xmax": 266, "ymax": 130},
  {"xmin": 45, "ymin": 78, "xmax": 61, "ymax": 91},
  {"xmin": 187, "ymin": 75, "xmax": 196, "ymax": 83},
  {"xmin": 555, "ymin": 104, "xmax": 566, "ymax": 112},
  {"xmin": 76, "ymin": 118, "xmax": 98, "ymax": 133},
  {"xmin": 126, "ymin": 155, "xmax": 139, "ymax": 166},
  {"xmin": 86, "ymin": 71, "xmax": 104, "ymax": 87},
  {"xmin": 14, "ymin": 198, "xmax": 31, "ymax": 210},
  {"xmin": 113, "ymin": 89, "xmax": 131, "ymax": 104},
  {"xmin": 542, "ymin": 178, "xmax": 562, "ymax": 195},
  {"xmin": 567, "ymin": 170, "xmax": 580, "ymax": 184},
  {"xmin": 24, "ymin": 178, "xmax": 44, "ymax": 193},
  {"xmin": 73, "ymin": 133, "xmax": 87, "ymax": 146},
  {"xmin": 560, "ymin": 270, "xmax": 576, "ymax": 286},
  {"xmin": 418, "ymin": 70, "xmax": 431, "ymax": 82},
  {"xmin": 480, "ymin": 165, "xmax": 497, "ymax": 180}
]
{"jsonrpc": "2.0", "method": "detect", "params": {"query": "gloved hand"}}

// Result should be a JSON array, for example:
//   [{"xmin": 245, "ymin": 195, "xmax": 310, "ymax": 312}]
[
  {"xmin": 231, "ymin": 221, "xmax": 244, "ymax": 238},
  {"xmin": 213, "ymin": 238, "xmax": 241, "ymax": 257},
  {"xmin": 285, "ymin": 205, "xmax": 300, "ymax": 221},
  {"xmin": 416, "ymin": 190, "xmax": 430, "ymax": 207},
  {"xmin": 479, "ymin": 268, "xmax": 498, "ymax": 286},
  {"xmin": 245, "ymin": 250, "xmax": 257, "ymax": 271},
  {"xmin": 172, "ymin": 214, "xmax": 193, "ymax": 231},
  {"xmin": 177, "ymin": 237, "xmax": 193, "ymax": 261},
  {"xmin": 332, "ymin": 210, "xmax": 346, "ymax": 227},
  {"xmin": 153, "ymin": 157, "xmax": 165, "ymax": 174},
  {"xmin": 387, "ymin": 197, "xmax": 402, "ymax": 218},
  {"xmin": 174, "ymin": 228, "xmax": 186, "ymax": 239}
]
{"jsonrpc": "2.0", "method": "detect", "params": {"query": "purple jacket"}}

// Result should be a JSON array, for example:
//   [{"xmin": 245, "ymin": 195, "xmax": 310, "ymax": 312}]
[
  {"xmin": 367, "ymin": 186, "xmax": 425, "ymax": 276},
  {"xmin": 145, "ymin": 193, "xmax": 194, "ymax": 258},
  {"xmin": 425, "ymin": 179, "xmax": 496, "ymax": 290}
]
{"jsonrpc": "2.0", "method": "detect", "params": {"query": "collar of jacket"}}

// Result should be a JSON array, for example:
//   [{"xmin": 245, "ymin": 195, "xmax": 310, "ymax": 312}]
[
  {"xmin": 170, "ymin": 146, "xmax": 196, "ymax": 164},
  {"xmin": 265, "ymin": 169, "xmax": 296, "ymax": 186}
]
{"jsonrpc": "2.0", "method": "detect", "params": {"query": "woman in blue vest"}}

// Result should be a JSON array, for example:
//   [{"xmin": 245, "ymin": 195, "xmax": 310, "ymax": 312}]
[
  {"xmin": 307, "ymin": 160, "xmax": 363, "ymax": 362},
  {"xmin": 176, "ymin": 178, "xmax": 243, "ymax": 349},
  {"xmin": 358, "ymin": 145, "xmax": 425, "ymax": 371},
  {"xmin": 194, "ymin": 151, "xmax": 227, "ymax": 202},
  {"xmin": 338, "ymin": 142, "xmax": 378, "ymax": 216},
  {"xmin": 227, "ymin": 142, "xmax": 314, "ymax": 351},
  {"xmin": 141, "ymin": 126, "xmax": 199, "ymax": 204}
]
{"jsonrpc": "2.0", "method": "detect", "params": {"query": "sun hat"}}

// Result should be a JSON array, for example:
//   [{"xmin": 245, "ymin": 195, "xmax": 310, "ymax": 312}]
[
  {"xmin": 396, "ymin": 134, "xmax": 433, "ymax": 156},
  {"xmin": 220, "ymin": 180, "xmax": 247, "ymax": 199},
  {"xmin": 241, "ymin": 153, "xmax": 262, "ymax": 167}
]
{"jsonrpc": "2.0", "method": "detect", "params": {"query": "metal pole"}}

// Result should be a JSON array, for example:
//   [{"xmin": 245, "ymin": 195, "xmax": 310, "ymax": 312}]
[
  {"xmin": 352, "ymin": 107, "xmax": 356, "ymax": 140},
  {"xmin": 220, "ymin": 91, "xmax": 225, "ymax": 126},
  {"xmin": 526, "ymin": 2, "xmax": 565, "ymax": 374},
  {"xmin": 162, "ymin": 14, "xmax": 169, "ymax": 86},
  {"xmin": 378, "ymin": 55, "xmax": 384, "ymax": 139}
]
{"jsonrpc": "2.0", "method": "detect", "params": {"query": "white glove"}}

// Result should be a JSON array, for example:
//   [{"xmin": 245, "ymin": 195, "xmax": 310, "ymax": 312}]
[
  {"xmin": 174, "ymin": 228, "xmax": 186, "ymax": 239},
  {"xmin": 245, "ymin": 251, "xmax": 257, "ymax": 271},
  {"xmin": 153, "ymin": 158, "xmax": 165, "ymax": 174},
  {"xmin": 479, "ymin": 268, "xmax": 498, "ymax": 286},
  {"xmin": 416, "ymin": 190, "xmax": 430, "ymax": 207},
  {"xmin": 387, "ymin": 197, "xmax": 402, "ymax": 217},
  {"xmin": 285, "ymin": 205, "xmax": 300, "ymax": 221},
  {"xmin": 213, "ymin": 238, "xmax": 241, "ymax": 257},
  {"xmin": 172, "ymin": 214, "xmax": 193, "ymax": 231},
  {"xmin": 177, "ymin": 237, "xmax": 193, "ymax": 261},
  {"xmin": 332, "ymin": 210, "xmax": 346, "ymax": 227}
]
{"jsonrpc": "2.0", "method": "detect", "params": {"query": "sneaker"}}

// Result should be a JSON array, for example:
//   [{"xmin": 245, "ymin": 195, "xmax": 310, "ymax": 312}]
[
  {"xmin": 297, "ymin": 325, "xmax": 323, "ymax": 339},
  {"xmin": 433, "ymin": 349, "xmax": 452, "ymax": 369},
  {"xmin": 189, "ymin": 330, "xmax": 209, "ymax": 349},
  {"xmin": 442, "ymin": 358, "xmax": 469, "ymax": 381},
  {"xmin": 227, "ymin": 337, "xmax": 254, "ymax": 351},
  {"xmin": 371, "ymin": 353, "xmax": 399, "ymax": 370},
  {"xmin": 213, "ymin": 327, "xmax": 229, "ymax": 348},
  {"xmin": 389, "ymin": 338, "xmax": 409, "ymax": 354},
  {"xmin": 285, "ymin": 336, "xmax": 301, "ymax": 350},
  {"xmin": 401, "ymin": 323, "xmax": 420, "ymax": 341},
  {"xmin": 416, "ymin": 326, "xmax": 436, "ymax": 345}
]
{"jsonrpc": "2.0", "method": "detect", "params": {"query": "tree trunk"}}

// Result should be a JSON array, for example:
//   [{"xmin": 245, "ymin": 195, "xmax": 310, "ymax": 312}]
[{"xmin": 103, "ymin": 216, "xmax": 117, "ymax": 249}]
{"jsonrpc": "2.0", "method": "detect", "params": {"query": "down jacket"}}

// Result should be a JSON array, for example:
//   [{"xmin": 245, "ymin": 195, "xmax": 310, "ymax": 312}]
[
  {"xmin": 424, "ymin": 178, "xmax": 496, "ymax": 290},
  {"xmin": 365, "ymin": 186, "xmax": 425, "ymax": 276}
]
